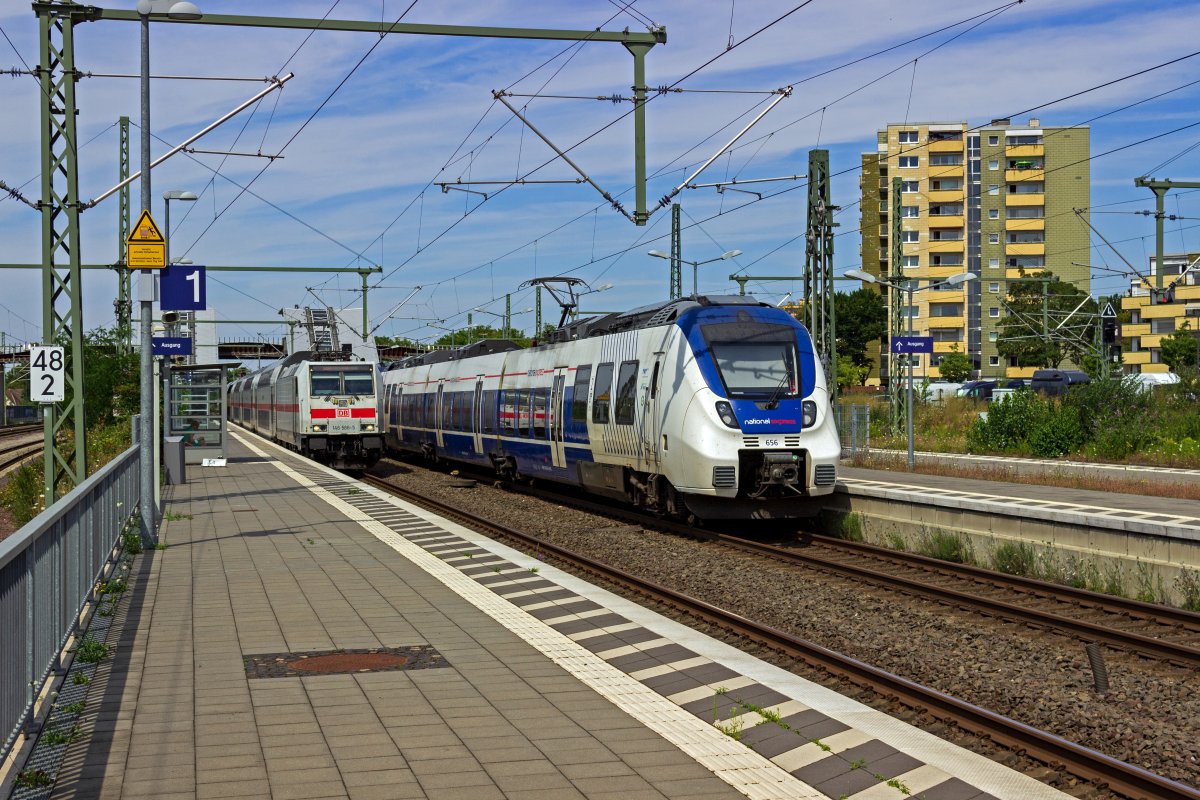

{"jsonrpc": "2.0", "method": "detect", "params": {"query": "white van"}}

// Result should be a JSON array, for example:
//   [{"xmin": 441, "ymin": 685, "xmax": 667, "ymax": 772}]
[
  {"xmin": 924, "ymin": 382, "xmax": 964, "ymax": 402},
  {"xmin": 1132, "ymin": 372, "xmax": 1180, "ymax": 392}
]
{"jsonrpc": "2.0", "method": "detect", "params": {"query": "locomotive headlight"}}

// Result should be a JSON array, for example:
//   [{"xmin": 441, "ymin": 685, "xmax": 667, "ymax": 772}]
[
  {"xmin": 312, "ymin": 424, "xmax": 327, "ymax": 432},
  {"xmin": 802, "ymin": 400, "xmax": 818, "ymax": 427},
  {"xmin": 362, "ymin": 423, "xmax": 376, "ymax": 432},
  {"xmin": 714, "ymin": 401, "xmax": 739, "ymax": 429}
]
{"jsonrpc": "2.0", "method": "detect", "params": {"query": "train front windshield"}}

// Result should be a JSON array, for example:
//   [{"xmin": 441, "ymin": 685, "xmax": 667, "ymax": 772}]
[
  {"xmin": 310, "ymin": 368, "xmax": 375, "ymax": 397},
  {"xmin": 703, "ymin": 322, "xmax": 799, "ymax": 400}
]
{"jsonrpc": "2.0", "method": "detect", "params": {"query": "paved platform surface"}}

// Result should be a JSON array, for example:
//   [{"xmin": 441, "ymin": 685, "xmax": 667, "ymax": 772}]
[{"xmin": 45, "ymin": 432, "xmax": 1070, "ymax": 800}]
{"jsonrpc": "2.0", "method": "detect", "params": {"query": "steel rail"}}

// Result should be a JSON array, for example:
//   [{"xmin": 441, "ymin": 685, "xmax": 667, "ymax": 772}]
[
  {"xmin": 492, "ymin": 477, "xmax": 1200, "ymax": 666},
  {"xmin": 358, "ymin": 472, "xmax": 1200, "ymax": 800}
]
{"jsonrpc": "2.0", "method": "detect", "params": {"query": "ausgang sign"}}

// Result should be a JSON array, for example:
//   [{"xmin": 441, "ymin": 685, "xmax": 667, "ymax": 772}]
[{"xmin": 126, "ymin": 209, "xmax": 166, "ymax": 270}]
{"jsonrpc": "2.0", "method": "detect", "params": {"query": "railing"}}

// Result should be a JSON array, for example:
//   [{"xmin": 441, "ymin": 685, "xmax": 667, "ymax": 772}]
[{"xmin": 0, "ymin": 444, "xmax": 139, "ymax": 764}]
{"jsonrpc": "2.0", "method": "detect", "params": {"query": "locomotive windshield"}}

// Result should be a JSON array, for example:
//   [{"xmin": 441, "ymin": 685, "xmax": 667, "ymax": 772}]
[
  {"xmin": 702, "ymin": 320, "xmax": 800, "ymax": 401},
  {"xmin": 709, "ymin": 342, "xmax": 797, "ymax": 399},
  {"xmin": 310, "ymin": 368, "xmax": 374, "ymax": 397}
]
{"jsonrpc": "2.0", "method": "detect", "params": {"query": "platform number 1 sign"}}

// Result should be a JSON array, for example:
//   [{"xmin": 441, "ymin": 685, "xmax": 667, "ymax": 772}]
[{"xmin": 31, "ymin": 345, "xmax": 65, "ymax": 403}]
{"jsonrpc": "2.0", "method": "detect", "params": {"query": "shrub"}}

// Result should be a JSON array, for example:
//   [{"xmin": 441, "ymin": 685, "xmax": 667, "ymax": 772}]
[
  {"xmin": 992, "ymin": 541, "xmax": 1039, "ymax": 576},
  {"xmin": 1027, "ymin": 405, "xmax": 1086, "ymax": 457},
  {"xmin": 915, "ymin": 529, "xmax": 972, "ymax": 564},
  {"xmin": 966, "ymin": 389, "xmax": 1049, "ymax": 453}
]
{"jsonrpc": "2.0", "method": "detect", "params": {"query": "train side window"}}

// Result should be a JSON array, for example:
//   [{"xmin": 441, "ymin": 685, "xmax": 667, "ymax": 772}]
[
  {"xmin": 571, "ymin": 365, "xmax": 591, "ymax": 421},
  {"xmin": 482, "ymin": 390, "xmax": 496, "ymax": 434},
  {"xmin": 501, "ymin": 391, "xmax": 517, "ymax": 434},
  {"xmin": 460, "ymin": 390, "xmax": 470, "ymax": 431},
  {"xmin": 592, "ymin": 363, "xmax": 614, "ymax": 424},
  {"xmin": 615, "ymin": 360, "xmax": 638, "ymax": 425},
  {"xmin": 519, "ymin": 390, "xmax": 532, "ymax": 437},
  {"xmin": 532, "ymin": 390, "xmax": 547, "ymax": 438},
  {"xmin": 649, "ymin": 361, "xmax": 659, "ymax": 400}
]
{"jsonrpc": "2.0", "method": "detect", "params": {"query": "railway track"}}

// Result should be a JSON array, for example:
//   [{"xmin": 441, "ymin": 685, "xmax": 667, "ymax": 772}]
[
  {"xmin": 0, "ymin": 425, "xmax": 42, "ymax": 475},
  {"xmin": 359, "ymin": 470, "xmax": 1200, "ymax": 800},
  {"xmin": 485, "ymin": 475, "xmax": 1200, "ymax": 669}
]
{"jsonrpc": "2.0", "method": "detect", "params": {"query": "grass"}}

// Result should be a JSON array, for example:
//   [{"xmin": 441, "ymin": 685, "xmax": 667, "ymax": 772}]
[
  {"xmin": 915, "ymin": 528, "xmax": 973, "ymax": 564},
  {"xmin": 15, "ymin": 769, "xmax": 52, "ymax": 789},
  {"xmin": 57, "ymin": 701, "xmax": 85, "ymax": 714},
  {"xmin": 41, "ymin": 724, "xmax": 82, "ymax": 746},
  {"xmin": 75, "ymin": 636, "xmax": 107, "ymax": 664},
  {"xmin": 162, "ymin": 510, "xmax": 192, "ymax": 521},
  {"xmin": 72, "ymin": 672, "xmax": 91, "ymax": 686}
]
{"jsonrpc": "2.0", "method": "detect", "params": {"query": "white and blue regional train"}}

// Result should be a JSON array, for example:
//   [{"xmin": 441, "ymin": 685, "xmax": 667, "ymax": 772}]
[
  {"xmin": 228, "ymin": 352, "xmax": 383, "ymax": 470},
  {"xmin": 381, "ymin": 295, "xmax": 839, "ymax": 520}
]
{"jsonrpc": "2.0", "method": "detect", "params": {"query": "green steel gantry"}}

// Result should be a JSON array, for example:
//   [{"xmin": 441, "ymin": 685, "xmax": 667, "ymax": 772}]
[
  {"xmin": 28, "ymin": 2, "xmax": 664, "ymax": 500},
  {"xmin": 1134, "ymin": 177, "xmax": 1200, "ymax": 290},
  {"xmin": 670, "ymin": 203, "xmax": 683, "ymax": 300},
  {"xmin": 803, "ymin": 150, "xmax": 837, "ymax": 396}
]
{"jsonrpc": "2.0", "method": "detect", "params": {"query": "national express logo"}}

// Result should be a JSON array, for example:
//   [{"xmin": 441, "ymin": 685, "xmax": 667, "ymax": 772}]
[{"xmin": 742, "ymin": 418, "xmax": 796, "ymax": 425}]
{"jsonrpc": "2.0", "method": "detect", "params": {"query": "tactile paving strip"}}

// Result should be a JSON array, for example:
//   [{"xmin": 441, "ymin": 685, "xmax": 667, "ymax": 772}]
[{"xmin": 239, "ymin": 432, "xmax": 1070, "ymax": 800}]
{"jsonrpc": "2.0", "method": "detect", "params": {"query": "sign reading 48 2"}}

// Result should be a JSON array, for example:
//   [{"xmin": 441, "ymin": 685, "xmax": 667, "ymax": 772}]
[{"xmin": 30, "ymin": 345, "xmax": 66, "ymax": 403}]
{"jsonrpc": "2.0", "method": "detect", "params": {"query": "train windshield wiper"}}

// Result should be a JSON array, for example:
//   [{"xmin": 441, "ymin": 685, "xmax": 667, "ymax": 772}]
[{"xmin": 764, "ymin": 370, "xmax": 791, "ymax": 410}]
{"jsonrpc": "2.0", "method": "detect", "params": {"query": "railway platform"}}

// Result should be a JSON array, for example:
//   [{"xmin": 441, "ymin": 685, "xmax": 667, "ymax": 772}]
[{"xmin": 40, "ymin": 431, "xmax": 1070, "ymax": 800}]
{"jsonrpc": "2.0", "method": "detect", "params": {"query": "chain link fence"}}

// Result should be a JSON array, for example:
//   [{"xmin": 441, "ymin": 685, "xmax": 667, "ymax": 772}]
[{"xmin": 836, "ymin": 403, "xmax": 873, "ymax": 457}]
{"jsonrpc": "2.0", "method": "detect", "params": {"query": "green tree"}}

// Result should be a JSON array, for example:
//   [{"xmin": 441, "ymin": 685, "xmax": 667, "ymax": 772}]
[
  {"xmin": 1159, "ymin": 322, "xmax": 1199, "ymax": 372},
  {"xmin": 63, "ymin": 327, "xmax": 139, "ymax": 424},
  {"xmin": 937, "ymin": 344, "xmax": 972, "ymax": 383},
  {"xmin": 834, "ymin": 288, "xmax": 887, "ymax": 376},
  {"xmin": 835, "ymin": 355, "xmax": 868, "ymax": 390},
  {"xmin": 996, "ymin": 271, "xmax": 1096, "ymax": 368}
]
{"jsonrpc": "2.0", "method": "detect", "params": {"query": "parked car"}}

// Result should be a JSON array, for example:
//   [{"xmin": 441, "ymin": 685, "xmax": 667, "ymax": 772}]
[
  {"xmin": 924, "ymin": 382, "xmax": 964, "ymax": 402},
  {"xmin": 1003, "ymin": 378, "xmax": 1027, "ymax": 390},
  {"xmin": 955, "ymin": 380, "xmax": 997, "ymax": 401},
  {"xmin": 1132, "ymin": 372, "xmax": 1180, "ymax": 393},
  {"xmin": 1030, "ymin": 369, "xmax": 1090, "ymax": 396}
]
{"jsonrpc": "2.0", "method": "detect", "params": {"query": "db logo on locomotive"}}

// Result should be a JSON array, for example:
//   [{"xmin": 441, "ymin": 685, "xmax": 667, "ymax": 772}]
[{"xmin": 335, "ymin": 408, "xmax": 351, "ymax": 418}]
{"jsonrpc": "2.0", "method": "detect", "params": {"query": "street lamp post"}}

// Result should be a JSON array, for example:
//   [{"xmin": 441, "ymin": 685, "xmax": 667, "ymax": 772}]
[
  {"xmin": 137, "ymin": 0, "xmax": 202, "ymax": 546},
  {"xmin": 648, "ymin": 249, "xmax": 741, "ymax": 297},
  {"xmin": 844, "ymin": 269, "xmax": 976, "ymax": 470},
  {"xmin": 163, "ymin": 189, "xmax": 197, "ymax": 265}
]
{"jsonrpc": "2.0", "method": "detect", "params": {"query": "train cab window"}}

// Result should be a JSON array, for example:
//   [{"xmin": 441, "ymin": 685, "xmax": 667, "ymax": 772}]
[
  {"xmin": 343, "ymin": 370, "xmax": 374, "ymax": 396},
  {"xmin": 532, "ymin": 390, "xmax": 548, "ymax": 438},
  {"xmin": 614, "ymin": 361, "xmax": 638, "ymax": 425},
  {"xmin": 311, "ymin": 373, "xmax": 341, "ymax": 396},
  {"xmin": 570, "ymin": 365, "xmax": 591, "ymax": 422},
  {"xmin": 592, "ymin": 363, "xmax": 614, "ymax": 424}
]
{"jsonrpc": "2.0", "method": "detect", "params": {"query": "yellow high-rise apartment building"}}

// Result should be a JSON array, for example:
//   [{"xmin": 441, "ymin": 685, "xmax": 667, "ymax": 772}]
[
  {"xmin": 1121, "ymin": 252, "xmax": 1200, "ymax": 372},
  {"xmin": 859, "ymin": 119, "xmax": 1090, "ymax": 383}
]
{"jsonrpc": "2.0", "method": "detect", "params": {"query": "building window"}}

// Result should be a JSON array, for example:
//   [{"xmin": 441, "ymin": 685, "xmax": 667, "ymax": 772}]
[
  {"xmin": 988, "ymin": 159, "xmax": 999, "ymax": 170},
  {"xmin": 989, "ymin": 356, "xmax": 1000, "ymax": 366},
  {"xmin": 988, "ymin": 233, "xmax": 1000, "ymax": 244},
  {"xmin": 929, "ymin": 154, "xmax": 963, "ymax": 166},
  {"xmin": 901, "ymin": 205, "xmax": 919, "ymax": 218},
  {"xmin": 988, "ymin": 135, "xmax": 999, "ymax": 146},
  {"xmin": 902, "ymin": 180, "xmax": 919, "ymax": 193},
  {"xmin": 989, "ymin": 258, "xmax": 1000, "ymax": 269},
  {"xmin": 929, "ymin": 303, "xmax": 962, "ymax": 317},
  {"xmin": 898, "ymin": 156, "xmax": 919, "ymax": 168},
  {"xmin": 989, "ymin": 307, "xmax": 1000, "ymax": 318},
  {"xmin": 1150, "ymin": 318, "xmax": 1176, "ymax": 335},
  {"xmin": 988, "ymin": 331, "xmax": 999, "ymax": 342},
  {"xmin": 989, "ymin": 282, "xmax": 1000, "ymax": 293},
  {"xmin": 902, "ymin": 255, "xmax": 919, "ymax": 268},
  {"xmin": 988, "ymin": 208, "xmax": 1000, "ymax": 219},
  {"xmin": 901, "ymin": 230, "xmax": 919, "ymax": 243},
  {"xmin": 898, "ymin": 131, "xmax": 919, "ymax": 144},
  {"xmin": 930, "ymin": 328, "xmax": 963, "ymax": 342},
  {"xmin": 988, "ymin": 184, "xmax": 999, "ymax": 196}
]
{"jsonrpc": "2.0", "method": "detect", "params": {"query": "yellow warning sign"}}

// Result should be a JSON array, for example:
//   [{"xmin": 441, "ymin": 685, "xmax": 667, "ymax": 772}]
[{"xmin": 126, "ymin": 210, "xmax": 166, "ymax": 269}]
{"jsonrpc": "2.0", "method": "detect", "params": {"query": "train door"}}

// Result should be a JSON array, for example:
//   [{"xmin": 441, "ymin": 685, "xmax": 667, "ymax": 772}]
[
  {"xmin": 434, "ymin": 383, "xmax": 444, "ymax": 449},
  {"xmin": 549, "ymin": 367, "xmax": 568, "ymax": 468},
  {"xmin": 472, "ymin": 377, "xmax": 484, "ymax": 455},
  {"xmin": 640, "ymin": 358, "xmax": 662, "ymax": 473}
]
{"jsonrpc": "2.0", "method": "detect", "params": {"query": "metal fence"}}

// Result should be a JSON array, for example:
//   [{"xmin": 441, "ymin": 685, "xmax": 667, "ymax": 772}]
[
  {"xmin": 0, "ymin": 444, "xmax": 139, "ymax": 764},
  {"xmin": 837, "ymin": 403, "xmax": 872, "ymax": 456}
]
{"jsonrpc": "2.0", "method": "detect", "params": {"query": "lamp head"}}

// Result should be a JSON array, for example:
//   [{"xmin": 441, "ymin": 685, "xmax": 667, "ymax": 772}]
[
  {"xmin": 945, "ymin": 272, "xmax": 977, "ymax": 286},
  {"xmin": 843, "ymin": 269, "xmax": 877, "ymax": 284},
  {"xmin": 167, "ymin": 1, "xmax": 202, "ymax": 19},
  {"xmin": 721, "ymin": 249, "xmax": 742, "ymax": 260},
  {"xmin": 163, "ymin": 189, "xmax": 198, "ymax": 201},
  {"xmin": 647, "ymin": 250, "xmax": 669, "ymax": 259}
]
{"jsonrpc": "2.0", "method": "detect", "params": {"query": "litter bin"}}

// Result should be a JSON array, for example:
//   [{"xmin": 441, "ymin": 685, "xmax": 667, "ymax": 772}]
[{"xmin": 164, "ymin": 436, "xmax": 186, "ymax": 485}]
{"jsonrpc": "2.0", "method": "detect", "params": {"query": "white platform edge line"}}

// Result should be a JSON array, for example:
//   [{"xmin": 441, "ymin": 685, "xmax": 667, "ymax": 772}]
[
  {"xmin": 235, "ymin": 431, "xmax": 1071, "ymax": 800},
  {"xmin": 236, "ymin": 433, "xmax": 822, "ymax": 800}
]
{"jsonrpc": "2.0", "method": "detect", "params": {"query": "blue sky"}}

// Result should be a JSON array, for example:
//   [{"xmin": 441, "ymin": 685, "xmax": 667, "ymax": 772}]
[{"xmin": 1, "ymin": 0, "xmax": 1198, "ymax": 349}]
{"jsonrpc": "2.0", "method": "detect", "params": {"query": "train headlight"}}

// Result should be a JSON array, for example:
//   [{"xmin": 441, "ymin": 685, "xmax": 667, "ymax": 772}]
[
  {"xmin": 312, "ymin": 424, "xmax": 327, "ymax": 432},
  {"xmin": 362, "ymin": 423, "xmax": 376, "ymax": 432},
  {"xmin": 802, "ymin": 400, "xmax": 818, "ymax": 427},
  {"xmin": 714, "ymin": 401, "xmax": 739, "ymax": 429}
]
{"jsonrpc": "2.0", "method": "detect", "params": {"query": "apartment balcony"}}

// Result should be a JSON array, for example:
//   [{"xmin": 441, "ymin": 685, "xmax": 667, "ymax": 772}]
[
  {"xmin": 923, "ymin": 289, "xmax": 965, "ymax": 302},
  {"xmin": 1142, "ymin": 334, "xmax": 1166, "ymax": 349},
  {"xmin": 1006, "ymin": 242, "xmax": 1046, "ymax": 256},
  {"xmin": 928, "ymin": 139, "xmax": 965, "ymax": 153},
  {"xmin": 928, "ymin": 239, "xmax": 965, "ymax": 253},
  {"xmin": 927, "ymin": 189, "xmax": 964, "ymax": 203},
  {"xmin": 1006, "ymin": 217, "xmax": 1045, "ymax": 231},
  {"xmin": 929, "ymin": 165, "xmax": 965, "ymax": 179},
  {"xmin": 1122, "ymin": 323, "xmax": 1150, "ymax": 337},
  {"xmin": 1124, "ymin": 351, "xmax": 1151, "ymax": 365},
  {"xmin": 933, "ymin": 340, "xmax": 965, "ymax": 353},
  {"xmin": 926, "ymin": 214, "xmax": 964, "ymax": 228},
  {"xmin": 1005, "ymin": 169, "xmax": 1045, "ymax": 182},
  {"xmin": 928, "ymin": 264, "xmax": 966, "ymax": 278},
  {"xmin": 1006, "ymin": 144, "xmax": 1044, "ymax": 157},
  {"xmin": 1005, "ymin": 194, "xmax": 1045, "ymax": 207},
  {"xmin": 1142, "ymin": 303, "xmax": 1185, "ymax": 319},
  {"xmin": 1006, "ymin": 268, "xmax": 1038, "ymax": 280},
  {"xmin": 926, "ymin": 315, "xmax": 965, "ymax": 328}
]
